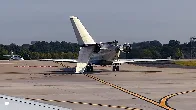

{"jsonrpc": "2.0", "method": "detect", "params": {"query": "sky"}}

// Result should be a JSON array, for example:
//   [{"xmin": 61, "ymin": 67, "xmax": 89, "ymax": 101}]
[{"xmin": 0, "ymin": 0, "xmax": 196, "ymax": 45}]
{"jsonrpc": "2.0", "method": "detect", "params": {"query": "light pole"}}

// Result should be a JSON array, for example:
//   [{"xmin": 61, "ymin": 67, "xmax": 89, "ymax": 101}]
[{"xmin": 190, "ymin": 36, "xmax": 196, "ymax": 59}]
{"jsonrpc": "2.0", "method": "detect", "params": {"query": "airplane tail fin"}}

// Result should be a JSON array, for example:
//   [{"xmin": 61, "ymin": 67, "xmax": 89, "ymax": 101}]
[{"xmin": 70, "ymin": 16, "xmax": 96, "ymax": 46}]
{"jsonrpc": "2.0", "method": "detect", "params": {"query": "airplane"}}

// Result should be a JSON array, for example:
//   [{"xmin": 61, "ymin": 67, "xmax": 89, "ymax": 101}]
[
  {"xmin": 40, "ymin": 16, "xmax": 171, "ymax": 73},
  {"xmin": 3, "ymin": 51, "xmax": 24, "ymax": 61}
]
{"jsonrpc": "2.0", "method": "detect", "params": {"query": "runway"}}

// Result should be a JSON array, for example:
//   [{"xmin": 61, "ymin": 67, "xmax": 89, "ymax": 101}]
[{"xmin": 0, "ymin": 60, "xmax": 196, "ymax": 110}]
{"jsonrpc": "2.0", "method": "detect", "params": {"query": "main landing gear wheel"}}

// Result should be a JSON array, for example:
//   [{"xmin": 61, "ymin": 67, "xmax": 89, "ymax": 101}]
[
  {"xmin": 112, "ymin": 65, "xmax": 119, "ymax": 71},
  {"xmin": 86, "ymin": 64, "xmax": 93, "ymax": 72}
]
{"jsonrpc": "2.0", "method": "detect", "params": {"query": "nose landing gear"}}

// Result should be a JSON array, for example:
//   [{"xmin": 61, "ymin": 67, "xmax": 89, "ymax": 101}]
[
  {"xmin": 112, "ymin": 64, "xmax": 120, "ymax": 71},
  {"xmin": 86, "ymin": 64, "xmax": 93, "ymax": 72}
]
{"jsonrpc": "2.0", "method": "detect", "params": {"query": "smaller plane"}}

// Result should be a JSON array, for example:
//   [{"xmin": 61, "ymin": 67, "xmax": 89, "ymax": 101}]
[{"xmin": 3, "ymin": 51, "xmax": 24, "ymax": 61}]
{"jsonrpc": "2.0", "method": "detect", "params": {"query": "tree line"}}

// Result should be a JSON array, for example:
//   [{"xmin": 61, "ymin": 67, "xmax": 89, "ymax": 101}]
[
  {"xmin": 121, "ymin": 40, "xmax": 186, "ymax": 59},
  {"xmin": 0, "ymin": 40, "xmax": 195, "ymax": 60},
  {"xmin": 0, "ymin": 41, "xmax": 79, "ymax": 60}
]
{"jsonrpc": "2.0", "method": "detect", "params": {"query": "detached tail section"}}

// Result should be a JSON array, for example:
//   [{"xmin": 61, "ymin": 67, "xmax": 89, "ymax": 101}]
[
  {"xmin": 70, "ymin": 16, "xmax": 96, "ymax": 73},
  {"xmin": 70, "ymin": 16, "xmax": 96, "ymax": 45}
]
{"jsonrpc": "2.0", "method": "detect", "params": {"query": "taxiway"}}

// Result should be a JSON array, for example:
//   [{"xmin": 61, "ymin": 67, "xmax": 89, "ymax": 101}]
[{"xmin": 0, "ymin": 60, "xmax": 195, "ymax": 110}]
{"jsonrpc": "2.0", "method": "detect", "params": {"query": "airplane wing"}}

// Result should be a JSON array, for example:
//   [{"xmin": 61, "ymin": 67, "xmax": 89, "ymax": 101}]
[
  {"xmin": 75, "ymin": 46, "xmax": 94, "ymax": 73},
  {"xmin": 0, "ymin": 94, "xmax": 71, "ymax": 110},
  {"xmin": 155, "ymin": 58, "xmax": 173, "ymax": 61},
  {"xmin": 39, "ymin": 59, "xmax": 78, "ymax": 63},
  {"xmin": 39, "ymin": 59, "xmax": 54, "ymax": 61},
  {"xmin": 113, "ymin": 58, "xmax": 172, "ymax": 64},
  {"xmin": 53, "ymin": 59, "xmax": 78, "ymax": 63},
  {"xmin": 113, "ymin": 59, "xmax": 157, "ymax": 64}
]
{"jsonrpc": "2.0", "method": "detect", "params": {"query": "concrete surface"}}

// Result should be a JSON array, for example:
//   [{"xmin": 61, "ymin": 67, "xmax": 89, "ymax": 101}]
[{"xmin": 0, "ymin": 60, "xmax": 195, "ymax": 110}]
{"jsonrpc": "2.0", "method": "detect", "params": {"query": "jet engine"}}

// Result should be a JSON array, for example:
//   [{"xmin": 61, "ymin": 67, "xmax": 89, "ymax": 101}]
[
  {"xmin": 93, "ymin": 43, "xmax": 101, "ymax": 53},
  {"xmin": 115, "ymin": 46, "xmax": 121, "ymax": 53},
  {"xmin": 105, "ymin": 40, "xmax": 118, "ymax": 45},
  {"xmin": 122, "ymin": 43, "xmax": 132, "ymax": 53}
]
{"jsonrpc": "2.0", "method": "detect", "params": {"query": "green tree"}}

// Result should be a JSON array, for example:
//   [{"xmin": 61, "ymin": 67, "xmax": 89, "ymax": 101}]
[
  {"xmin": 141, "ymin": 49, "xmax": 153, "ymax": 58},
  {"xmin": 174, "ymin": 48, "xmax": 182, "ymax": 59}
]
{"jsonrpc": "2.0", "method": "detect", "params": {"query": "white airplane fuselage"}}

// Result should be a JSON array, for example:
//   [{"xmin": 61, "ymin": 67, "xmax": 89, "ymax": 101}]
[{"xmin": 89, "ymin": 43, "xmax": 119, "ymax": 65}]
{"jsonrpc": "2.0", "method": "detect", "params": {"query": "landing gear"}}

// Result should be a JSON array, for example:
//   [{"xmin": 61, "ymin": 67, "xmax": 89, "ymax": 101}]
[
  {"xmin": 112, "ymin": 64, "xmax": 119, "ymax": 71},
  {"xmin": 86, "ymin": 64, "xmax": 93, "ymax": 72}
]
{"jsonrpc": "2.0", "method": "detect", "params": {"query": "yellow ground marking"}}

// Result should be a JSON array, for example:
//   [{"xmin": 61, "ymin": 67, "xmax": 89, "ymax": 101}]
[
  {"xmin": 159, "ymin": 89, "xmax": 196, "ymax": 108},
  {"xmin": 84, "ymin": 74, "xmax": 174, "ymax": 110},
  {"xmin": 25, "ymin": 98, "xmax": 142, "ymax": 110},
  {"xmin": 55, "ymin": 62, "xmax": 176, "ymax": 110}
]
